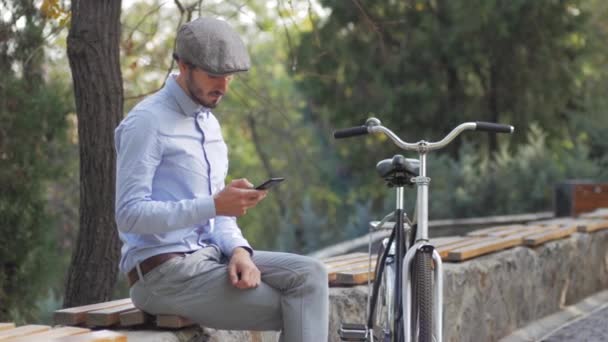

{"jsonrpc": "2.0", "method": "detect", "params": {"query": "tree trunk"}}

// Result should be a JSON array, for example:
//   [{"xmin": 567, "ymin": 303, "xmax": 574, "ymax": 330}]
[{"xmin": 63, "ymin": 0, "xmax": 123, "ymax": 307}]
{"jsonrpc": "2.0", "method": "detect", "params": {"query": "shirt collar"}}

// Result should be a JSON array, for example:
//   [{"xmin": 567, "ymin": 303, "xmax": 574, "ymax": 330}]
[{"xmin": 165, "ymin": 74, "xmax": 212, "ymax": 117}]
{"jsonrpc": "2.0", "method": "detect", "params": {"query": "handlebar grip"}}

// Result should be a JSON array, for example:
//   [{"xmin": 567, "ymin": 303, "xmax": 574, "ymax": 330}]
[
  {"xmin": 475, "ymin": 122, "xmax": 514, "ymax": 134},
  {"xmin": 333, "ymin": 126, "xmax": 369, "ymax": 139}
]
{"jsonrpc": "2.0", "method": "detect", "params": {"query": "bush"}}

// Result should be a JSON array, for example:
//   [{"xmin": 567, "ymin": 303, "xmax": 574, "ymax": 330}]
[
  {"xmin": 428, "ymin": 124, "xmax": 606, "ymax": 219},
  {"xmin": 0, "ymin": 77, "xmax": 72, "ymax": 322}
]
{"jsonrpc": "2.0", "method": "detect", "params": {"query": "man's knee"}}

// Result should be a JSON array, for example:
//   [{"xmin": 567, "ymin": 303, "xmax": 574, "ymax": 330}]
[{"xmin": 298, "ymin": 256, "xmax": 328, "ymax": 287}]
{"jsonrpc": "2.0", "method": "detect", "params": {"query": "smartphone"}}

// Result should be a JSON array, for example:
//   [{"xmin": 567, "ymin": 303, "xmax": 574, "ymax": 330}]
[{"xmin": 255, "ymin": 177, "xmax": 285, "ymax": 190}]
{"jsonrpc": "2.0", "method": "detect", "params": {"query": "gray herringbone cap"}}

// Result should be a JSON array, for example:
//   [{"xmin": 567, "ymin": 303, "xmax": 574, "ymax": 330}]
[{"xmin": 175, "ymin": 17, "xmax": 250, "ymax": 75}]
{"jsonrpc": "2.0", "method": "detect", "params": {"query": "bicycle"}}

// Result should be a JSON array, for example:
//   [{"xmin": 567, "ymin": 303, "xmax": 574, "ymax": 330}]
[{"xmin": 334, "ymin": 118, "xmax": 514, "ymax": 342}]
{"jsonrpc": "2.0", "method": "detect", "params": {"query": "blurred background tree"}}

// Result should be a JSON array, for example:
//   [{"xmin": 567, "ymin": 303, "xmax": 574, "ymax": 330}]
[
  {"xmin": 295, "ymin": 0, "xmax": 608, "ymax": 229},
  {"xmin": 1, "ymin": 0, "xmax": 608, "ymax": 323},
  {"xmin": 0, "ymin": 0, "xmax": 73, "ymax": 322}
]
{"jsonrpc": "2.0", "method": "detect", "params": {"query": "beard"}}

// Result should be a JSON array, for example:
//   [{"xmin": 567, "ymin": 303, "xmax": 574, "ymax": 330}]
[{"xmin": 186, "ymin": 70, "xmax": 223, "ymax": 108}]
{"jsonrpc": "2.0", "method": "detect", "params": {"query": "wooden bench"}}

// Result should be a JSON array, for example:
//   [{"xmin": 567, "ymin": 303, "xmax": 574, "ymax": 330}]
[
  {"xmin": 53, "ymin": 298, "xmax": 193, "ymax": 329},
  {"xmin": 43, "ymin": 212, "xmax": 608, "ymax": 336}
]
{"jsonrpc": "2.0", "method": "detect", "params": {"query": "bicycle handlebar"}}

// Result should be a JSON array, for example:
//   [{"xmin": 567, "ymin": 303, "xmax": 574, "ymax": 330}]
[
  {"xmin": 333, "ymin": 118, "xmax": 514, "ymax": 152},
  {"xmin": 333, "ymin": 126, "xmax": 369, "ymax": 139},
  {"xmin": 474, "ymin": 122, "xmax": 514, "ymax": 134}
]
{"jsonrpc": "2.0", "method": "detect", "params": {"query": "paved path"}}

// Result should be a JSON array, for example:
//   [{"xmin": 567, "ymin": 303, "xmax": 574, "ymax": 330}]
[
  {"xmin": 543, "ymin": 305, "xmax": 608, "ymax": 341},
  {"xmin": 500, "ymin": 290, "xmax": 608, "ymax": 342}
]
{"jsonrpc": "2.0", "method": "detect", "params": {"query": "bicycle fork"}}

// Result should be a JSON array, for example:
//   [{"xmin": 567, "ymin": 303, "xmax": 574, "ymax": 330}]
[{"xmin": 402, "ymin": 152, "xmax": 443, "ymax": 342}]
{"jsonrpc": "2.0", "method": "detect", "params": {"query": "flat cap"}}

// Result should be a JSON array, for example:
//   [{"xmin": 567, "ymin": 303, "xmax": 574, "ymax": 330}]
[{"xmin": 175, "ymin": 17, "xmax": 250, "ymax": 75}]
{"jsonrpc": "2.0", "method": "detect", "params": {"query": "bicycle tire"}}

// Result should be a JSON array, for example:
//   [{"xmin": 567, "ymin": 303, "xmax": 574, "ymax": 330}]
[{"xmin": 413, "ymin": 249, "xmax": 433, "ymax": 342}]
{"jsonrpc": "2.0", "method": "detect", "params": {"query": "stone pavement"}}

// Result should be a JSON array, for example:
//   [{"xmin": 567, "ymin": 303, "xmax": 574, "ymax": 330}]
[
  {"xmin": 543, "ymin": 305, "xmax": 608, "ymax": 342},
  {"xmin": 500, "ymin": 289, "xmax": 608, "ymax": 342}
]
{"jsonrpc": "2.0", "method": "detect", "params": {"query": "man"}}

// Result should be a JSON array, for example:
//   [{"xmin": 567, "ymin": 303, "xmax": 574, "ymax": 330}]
[{"xmin": 114, "ymin": 17, "xmax": 329, "ymax": 341}]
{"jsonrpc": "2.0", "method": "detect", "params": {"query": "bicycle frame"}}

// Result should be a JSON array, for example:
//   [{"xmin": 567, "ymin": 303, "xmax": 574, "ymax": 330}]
[{"xmin": 336, "ymin": 118, "xmax": 513, "ymax": 342}]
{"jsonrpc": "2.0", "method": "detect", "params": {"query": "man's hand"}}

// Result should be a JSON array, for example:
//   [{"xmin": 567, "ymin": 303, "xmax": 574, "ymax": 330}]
[
  {"xmin": 228, "ymin": 247, "xmax": 261, "ymax": 290},
  {"xmin": 214, "ymin": 178, "xmax": 267, "ymax": 217}
]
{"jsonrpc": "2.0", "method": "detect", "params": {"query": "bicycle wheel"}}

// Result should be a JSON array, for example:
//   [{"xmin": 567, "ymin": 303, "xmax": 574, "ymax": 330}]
[
  {"xmin": 374, "ymin": 250, "xmax": 395, "ymax": 342},
  {"xmin": 413, "ymin": 248, "xmax": 434, "ymax": 342}
]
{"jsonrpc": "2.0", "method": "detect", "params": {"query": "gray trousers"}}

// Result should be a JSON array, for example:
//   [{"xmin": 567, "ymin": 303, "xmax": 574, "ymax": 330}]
[{"xmin": 129, "ymin": 246, "xmax": 329, "ymax": 341}]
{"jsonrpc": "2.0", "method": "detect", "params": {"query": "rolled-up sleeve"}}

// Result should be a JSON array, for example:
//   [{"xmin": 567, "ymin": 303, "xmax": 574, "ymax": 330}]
[{"xmin": 114, "ymin": 111, "xmax": 216, "ymax": 234}]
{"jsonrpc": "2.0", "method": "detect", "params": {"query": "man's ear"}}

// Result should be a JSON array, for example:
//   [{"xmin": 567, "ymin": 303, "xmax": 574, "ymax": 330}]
[{"xmin": 176, "ymin": 59, "xmax": 188, "ymax": 74}]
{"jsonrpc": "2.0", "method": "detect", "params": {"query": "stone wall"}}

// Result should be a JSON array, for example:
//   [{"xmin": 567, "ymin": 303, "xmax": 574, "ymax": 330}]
[
  {"xmin": 328, "ymin": 230, "xmax": 608, "ymax": 342},
  {"xmin": 122, "ymin": 230, "xmax": 608, "ymax": 342}
]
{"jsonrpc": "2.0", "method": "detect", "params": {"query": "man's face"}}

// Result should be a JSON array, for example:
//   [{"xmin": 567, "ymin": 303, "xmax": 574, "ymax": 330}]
[{"xmin": 184, "ymin": 65, "xmax": 233, "ymax": 108}]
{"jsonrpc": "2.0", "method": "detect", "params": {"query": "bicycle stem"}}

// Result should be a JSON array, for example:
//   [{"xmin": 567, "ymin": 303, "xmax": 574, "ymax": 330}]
[{"xmin": 415, "ymin": 153, "xmax": 430, "ymax": 241}]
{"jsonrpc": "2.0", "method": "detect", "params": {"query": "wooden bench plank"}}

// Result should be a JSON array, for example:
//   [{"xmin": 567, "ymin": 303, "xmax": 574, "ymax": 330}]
[
  {"xmin": 119, "ymin": 308, "xmax": 150, "ymax": 327},
  {"xmin": 499, "ymin": 225, "xmax": 555, "ymax": 240},
  {"xmin": 0, "ymin": 324, "xmax": 14, "ymax": 332},
  {"xmin": 467, "ymin": 225, "xmax": 525, "ymax": 237},
  {"xmin": 324, "ymin": 254, "xmax": 372, "ymax": 269},
  {"xmin": 53, "ymin": 330, "xmax": 126, "ymax": 342},
  {"xmin": 0, "ymin": 325, "xmax": 51, "ymax": 340},
  {"xmin": 447, "ymin": 235, "xmax": 523, "ymax": 262},
  {"xmin": 6, "ymin": 327, "xmax": 91, "ymax": 341},
  {"xmin": 437, "ymin": 237, "xmax": 496, "ymax": 260},
  {"xmin": 431, "ymin": 236, "xmax": 468, "ymax": 248},
  {"xmin": 487, "ymin": 225, "xmax": 538, "ymax": 237},
  {"xmin": 54, "ymin": 299, "xmax": 132, "ymax": 326},
  {"xmin": 580, "ymin": 208, "xmax": 608, "ymax": 219},
  {"xmin": 524, "ymin": 226, "xmax": 577, "ymax": 247},
  {"xmin": 534, "ymin": 218, "xmax": 580, "ymax": 227},
  {"xmin": 577, "ymin": 219, "xmax": 608, "ymax": 233},
  {"xmin": 328, "ymin": 260, "xmax": 376, "ymax": 284},
  {"xmin": 334, "ymin": 268, "xmax": 375, "ymax": 286},
  {"xmin": 156, "ymin": 315, "xmax": 194, "ymax": 329},
  {"xmin": 495, "ymin": 224, "xmax": 548, "ymax": 237},
  {"xmin": 85, "ymin": 303, "xmax": 136, "ymax": 327},
  {"xmin": 321, "ymin": 252, "xmax": 367, "ymax": 263}
]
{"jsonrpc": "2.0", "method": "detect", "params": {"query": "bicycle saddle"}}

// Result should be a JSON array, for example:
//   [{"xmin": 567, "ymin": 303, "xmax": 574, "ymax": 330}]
[{"xmin": 376, "ymin": 155, "xmax": 419, "ymax": 185}]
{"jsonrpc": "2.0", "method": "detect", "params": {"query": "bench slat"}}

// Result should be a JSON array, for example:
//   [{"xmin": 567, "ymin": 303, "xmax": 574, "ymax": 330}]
[
  {"xmin": 119, "ymin": 308, "xmax": 150, "ymax": 327},
  {"xmin": 86, "ymin": 303, "xmax": 136, "ymax": 327},
  {"xmin": 0, "ymin": 325, "xmax": 50, "ymax": 340},
  {"xmin": 499, "ymin": 225, "xmax": 555, "ymax": 240},
  {"xmin": 54, "ymin": 299, "xmax": 132, "ymax": 326},
  {"xmin": 0, "ymin": 324, "xmax": 14, "ymax": 332},
  {"xmin": 7, "ymin": 327, "xmax": 91, "ymax": 341},
  {"xmin": 52, "ymin": 330, "xmax": 126, "ymax": 342},
  {"xmin": 431, "ymin": 236, "xmax": 468, "ymax": 248},
  {"xmin": 467, "ymin": 224, "xmax": 525, "ymax": 237},
  {"xmin": 534, "ymin": 218, "xmax": 580, "ymax": 227},
  {"xmin": 321, "ymin": 252, "xmax": 367, "ymax": 263},
  {"xmin": 324, "ymin": 254, "xmax": 372, "ymax": 269},
  {"xmin": 328, "ymin": 260, "xmax": 376, "ymax": 284},
  {"xmin": 577, "ymin": 219, "xmax": 608, "ymax": 233},
  {"xmin": 580, "ymin": 208, "xmax": 608, "ymax": 219},
  {"xmin": 334, "ymin": 269, "xmax": 375, "ymax": 286},
  {"xmin": 437, "ymin": 237, "xmax": 495, "ymax": 259},
  {"xmin": 156, "ymin": 315, "xmax": 194, "ymax": 329},
  {"xmin": 524, "ymin": 226, "xmax": 577, "ymax": 246},
  {"xmin": 447, "ymin": 235, "xmax": 523, "ymax": 262}
]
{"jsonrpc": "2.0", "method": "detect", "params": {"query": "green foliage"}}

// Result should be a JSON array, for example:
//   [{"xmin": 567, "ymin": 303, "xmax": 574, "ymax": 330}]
[
  {"xmin": 0, "ymin": 0, "xmax": 73, "ymax": 322},
  {"xmin": 0, "ymin": 76, "xmax": 73, "ymax": 322},
  {"xmin": 428, "ymin": 125, "xmax": 607, "ymax": 219},
  {"xmin": 291, "ymin": 0, "xmax": 608, "ymax": 239}
]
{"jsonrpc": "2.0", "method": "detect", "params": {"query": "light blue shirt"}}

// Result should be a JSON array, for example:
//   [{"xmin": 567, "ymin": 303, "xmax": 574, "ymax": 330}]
[{"xmin": 114, "ymin": 74, "xmax": 251, "ymax": 273}]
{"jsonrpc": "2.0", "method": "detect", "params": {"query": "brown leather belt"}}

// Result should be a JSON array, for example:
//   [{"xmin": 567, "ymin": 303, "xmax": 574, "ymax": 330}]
[{"xmin": 127, "ymin": 252, "xmax": 188, "ymax": 287}]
